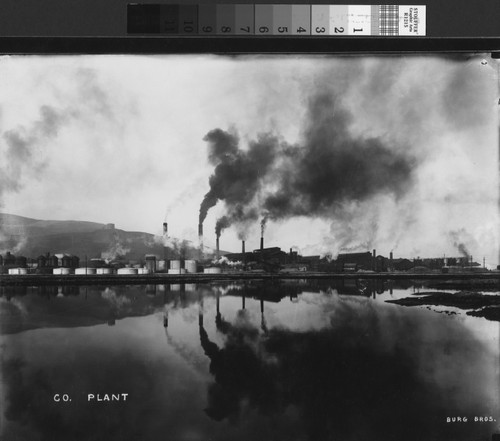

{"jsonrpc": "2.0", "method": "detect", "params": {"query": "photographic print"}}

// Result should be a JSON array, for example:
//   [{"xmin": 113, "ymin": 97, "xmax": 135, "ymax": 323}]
[{"xmin": 0, "ymin": 54, "xmax": 499, "ymax": 441}]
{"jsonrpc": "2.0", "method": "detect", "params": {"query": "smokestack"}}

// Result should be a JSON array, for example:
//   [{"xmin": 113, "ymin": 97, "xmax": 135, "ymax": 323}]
[
  {"xmin": 242, "ymin": 240, "xmax": 246, "ymax": 266},
  {"xmin": 389, "ymin": 251, "xmax": 393, "ymax": 271},
  {"xmin": 372, "ymin": 249, "xmax": 376, "ymax": 271},
  {"xmin": 198, "ymin": 223, "xmax": 204, "ymax": 261},
  {"xmin": 163, "ymin": 222, "xmax": 168, "ymax": 261},
  {"xmin": 216, "ymin": 236, "xmax": 220, "ymax": 259},
  {"xmin": 260, "ymin": 236, "xmax": 264, "ymax": 251}
]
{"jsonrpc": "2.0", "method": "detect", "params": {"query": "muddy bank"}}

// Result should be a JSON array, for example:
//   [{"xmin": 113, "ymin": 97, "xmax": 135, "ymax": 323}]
[{"xmin": 387, "ymin": 291, "xmax": 500, "ymax": 321}]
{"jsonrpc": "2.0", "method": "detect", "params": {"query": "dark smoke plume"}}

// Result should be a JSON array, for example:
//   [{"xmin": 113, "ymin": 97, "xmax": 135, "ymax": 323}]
[
  {"xmin": 198, "ymin": 130, "xmax": 279, "ymax": 227},
  {"xmin": 262, "ymin": 93, "xmax": 414, "ymax": 220},
  {"xmin": 449, "ymin": 229, "xmax": 474, "ymax": 257},
  {"xmin": 215, "ymin": 216, "xmax": 230, "ymax": 238},
  {"xmin": 199, "ymin": 92, "xmax": 416, "ymax": 238},
  {"xmin": 260, "ymin": 216, "xmax": 267, "ymax": 238}
]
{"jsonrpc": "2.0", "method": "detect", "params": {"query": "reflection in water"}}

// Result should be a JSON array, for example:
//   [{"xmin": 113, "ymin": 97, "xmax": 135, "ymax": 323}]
[{"xmin": 0, "ymin": 280, "xmax": 499, "ymax": 441}]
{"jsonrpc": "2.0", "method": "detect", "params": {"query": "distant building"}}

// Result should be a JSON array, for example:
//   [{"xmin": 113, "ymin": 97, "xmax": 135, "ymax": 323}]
[{"xmin": 336, "ymin": 252, "xmax": 373, "ymax": 272}]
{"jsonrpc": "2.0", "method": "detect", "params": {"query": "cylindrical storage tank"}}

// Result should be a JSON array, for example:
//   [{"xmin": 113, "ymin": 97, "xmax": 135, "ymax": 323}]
[
  {"xmin": 37, "ymin": 255, "xmax": 46, "ymax": 268},
  {"xmin": 70, "ymin": 256, "xmax": 80, "ymax": 268},
  {"xmin": 8, "ymin": 268, "xmax": 28, "ymax": 275},
  {"xmin": 96, "ymin": 268, "xmax": 113, "ymax": 275},
  {"xmin": 168, "ymin": 269, "xmax": 186, "ymax": 274},
  {"xmin": 117, "ymin": 268, "xmax": 138, "ymax": 275},
  {"xmin": 61, "ymin": 256, "xmax": 71, "ymax": 267},
  {"xmin": 53, "ymin": 267, "xmax": 71, "ymax": 275},
  {"xmin": 48, "ymin": 255, "xmax": 59, "ymax": 267},
  {"xmin": 157, "ymin": 260, "xmax": 166, "ymax": 271},
  {"xmin": 145, "ymin": 256, "xmax": 156, "ymax": 273},
  {"xmin": 185, "ymin": 260, "xmax": 197, "ymax": 273},
  {"xmin": 169, "ymin": 260, "xmax": 182, "ymax": 270},
  {"xmin": 204, "ymin": 267, "xmax": 222, "ymax": 274},
  {"xmin": 137, "ymin": 268, "xmax": 149, "ymax": 275},
  {"xmin": 89, "ymin": 258, "xmax": 106, "ymax": 268},
  {"xmin": 75, "ymin": 267, "xmax": 97, "ymax": 275},
  {"xmin": 52, "ymin": 267, "xmax": 70, "ymax": 276}
]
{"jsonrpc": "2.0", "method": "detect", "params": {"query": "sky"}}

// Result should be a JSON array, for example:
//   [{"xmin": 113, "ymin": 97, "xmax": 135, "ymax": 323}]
[{"xmin": 0, "ymin": 54, "xmax": 498, "ymax": 263}]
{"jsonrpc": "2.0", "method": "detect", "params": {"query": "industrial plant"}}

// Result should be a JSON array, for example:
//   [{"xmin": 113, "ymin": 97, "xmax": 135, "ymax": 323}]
[{"xmin": 0, "ymin": 219, "xmax": 490, "ymax": 279}]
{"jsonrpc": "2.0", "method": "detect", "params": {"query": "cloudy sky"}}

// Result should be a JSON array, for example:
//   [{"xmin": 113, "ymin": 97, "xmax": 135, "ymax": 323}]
[{"xmin": 0, "ymin": 54, "xmax": 498, "ymax": 263}]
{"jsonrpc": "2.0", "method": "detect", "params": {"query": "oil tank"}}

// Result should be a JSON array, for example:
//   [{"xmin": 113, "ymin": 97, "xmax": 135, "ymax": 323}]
[
  {"xmin": 117, "ymin": 268, "xmax": 138, "ymax": 275},
  {"xmin": 137, "ymin": 268, "xmax": 150, "ymax": 274},
  {"xmin": 184, "ymin": 260, "xmax": 197, "ymax": 273},
  {"xmin": 169, "ymin": 260, "xmax": 182, "ymax": 270},
  {"xmin": 75, "ymin": 267, "xmax": 97, "ymax": 275},
  {"xmin": 168, "ymin": 268, "xmax": 186, "ymax": 274},
  {"xmin": 8, "ymin": 268, "xmax": 28, "ymax": 275},
  {"xmin": 37, "ymin": 255, "xmax": 46, "ymax": 268},
  {"xmin": 145, "ymin": 255, "xmax": 156, "ymax": 273},
  {"xmin": 96, "ymin": 268, "xmax": 113, "ymax": 275},
  {"xmin": 53, "ymin": 268, "xmax": 71, "ymax": 275},
  {"xmin": 48, "ymin": 255, "xmax": 59, "ymax": 267},
  {"xmin": 204, "ymin": 267, "xmax": 222, "ymax": 274}
]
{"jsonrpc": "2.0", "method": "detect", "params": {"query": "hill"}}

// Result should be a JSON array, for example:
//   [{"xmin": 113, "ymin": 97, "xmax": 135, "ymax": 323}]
[{"xmin": 0, "ymin": 213, "xmax": 208, "ymax": 261}]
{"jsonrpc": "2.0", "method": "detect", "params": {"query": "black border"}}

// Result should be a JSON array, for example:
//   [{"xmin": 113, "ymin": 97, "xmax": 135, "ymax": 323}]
[{"xmin": 0, "ymin": 36, "xmax": 499, "ymax": 54}]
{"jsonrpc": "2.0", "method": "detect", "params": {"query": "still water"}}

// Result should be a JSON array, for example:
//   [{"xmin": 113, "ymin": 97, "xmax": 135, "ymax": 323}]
[{"xmin": 1, "ymin": 279, "xmax": 499, "ymax": 441}]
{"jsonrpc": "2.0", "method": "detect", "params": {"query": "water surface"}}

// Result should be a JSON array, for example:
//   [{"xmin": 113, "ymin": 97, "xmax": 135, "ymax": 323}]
[{"xmin": 1, "ymin": 279, "xmax": 499, "ymax": 441}]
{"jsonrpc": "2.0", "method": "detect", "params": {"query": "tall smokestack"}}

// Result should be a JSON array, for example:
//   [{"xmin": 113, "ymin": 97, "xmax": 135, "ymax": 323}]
[
  {"xmin": 372, "ymin": 249, "xmax": 376, "ymax": 271},
  {"xmin": 389, "ymin": 251, "xmax": 393, "ymax": 272},
  {"xmin": 260, "ymin": 236, "xmax": 264, "ymax": 251},
  {"xmin": 198, "ymin": 223, "xmax": 204, "ymax": 261},
  {"xmin": 216, "ymin": 236, "xmax": 220, "ymax": 259},
  {"xmin": 242, "ymin": 240, "xmax": 246, "ymax": 266},
  {"xmin": 163, "ymin": 222, "xmax": 168, "ymax": 261}
]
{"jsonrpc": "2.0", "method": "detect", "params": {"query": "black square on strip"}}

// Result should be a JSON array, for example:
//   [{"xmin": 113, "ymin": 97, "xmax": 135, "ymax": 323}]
[{"xmin": 127, "ymin": 4, "xmax": 161, "ymax": 34}]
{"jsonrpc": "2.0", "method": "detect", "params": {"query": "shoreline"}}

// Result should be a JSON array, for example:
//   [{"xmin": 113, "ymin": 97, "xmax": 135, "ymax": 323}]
[{"xmin": 1, "ymin": 271, "xmax": 500, "ymax": 286}]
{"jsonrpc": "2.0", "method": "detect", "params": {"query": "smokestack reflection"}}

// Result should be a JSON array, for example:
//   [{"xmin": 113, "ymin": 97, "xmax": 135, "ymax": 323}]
[
  {"xmin": 199, "ymin": 293, "xmax": 204, "ymax": 327},
  {"xmin": 260, "ymin": 297, "xmax": 267, "ymax": 333}
]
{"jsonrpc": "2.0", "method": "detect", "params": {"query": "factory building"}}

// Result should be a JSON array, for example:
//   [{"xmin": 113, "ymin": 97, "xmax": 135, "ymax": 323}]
[{"xmin": 336, "ymin": 252, "xmax": 374, "ymax": 272}]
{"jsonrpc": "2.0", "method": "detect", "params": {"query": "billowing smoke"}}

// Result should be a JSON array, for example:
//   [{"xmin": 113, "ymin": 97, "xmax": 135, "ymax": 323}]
[
  {"xmin": 260, "ymin": 216, "xmax": 267, "ymax": 238},
  {"xmin": 215, "ymin": 216, "xmax": 230, "ymax": 238},
  {"xmin": 199, "ymin": 92, "xmax": 415, "ymax": 242},
  {"xmin": 0, "ymin": 106, "xmax": 67, "ymax": 249},
  {"xmin": 262, "ymin": 94, "xmax": 414, "ymax": 219},
  {"xmin": 198, "ymin": 130, "xmax": 279, "ymax": 229},
  {"xmin": 101, "ymin": 241, "xmax": 131, "ymax": 262},
  {"xmin": 449, "ymin": 229, "xmax": 476, "ymax": 257}
]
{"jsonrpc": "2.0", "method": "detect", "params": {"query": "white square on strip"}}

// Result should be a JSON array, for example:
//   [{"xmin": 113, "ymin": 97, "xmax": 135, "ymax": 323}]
[
  {"xmin": 399, "ymin": 5, "xmax": 426, "ymax": 36},
  {"xmin": 347, "ymin": 5, "xmax": 371, "ymax": 35}
]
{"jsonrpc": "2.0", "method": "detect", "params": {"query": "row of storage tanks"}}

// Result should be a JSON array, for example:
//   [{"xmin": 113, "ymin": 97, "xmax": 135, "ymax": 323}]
[{"xmin": 7, "ymin": 257, "xmax": 222, "ymax": 275}]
